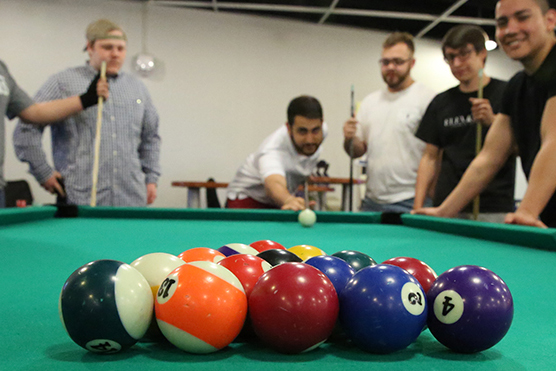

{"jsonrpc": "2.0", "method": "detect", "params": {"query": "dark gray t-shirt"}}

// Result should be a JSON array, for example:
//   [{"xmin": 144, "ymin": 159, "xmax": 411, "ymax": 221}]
[{"xmin": 0, "ymin": 60, "xmax": 34, "ymax": 188}]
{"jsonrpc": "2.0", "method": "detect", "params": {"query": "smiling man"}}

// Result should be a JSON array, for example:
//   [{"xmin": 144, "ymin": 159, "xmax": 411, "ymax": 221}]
[
  {"xmin": 226, "ymin": 96, "xmax": 326, "ymax": 211},
  {"xmin": 343, "ymin": 32, "xmax": 436, "ymax": 213},
  {"xmin": 413, "ymin": 0, "xmax": 556, "ymax": 228},
  {"xmin": 413, "ymin": 25, "xmax": 516, "ymax": 222},
  {"xmin": 14, "ymin": 19, "xmax": 161, "ymax": 207}
]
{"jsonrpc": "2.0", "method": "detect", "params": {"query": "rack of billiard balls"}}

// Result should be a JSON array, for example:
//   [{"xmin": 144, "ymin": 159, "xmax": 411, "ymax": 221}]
[{"xmin": 59, "ymin": 240, "xmax": 513, "ymax": 355}]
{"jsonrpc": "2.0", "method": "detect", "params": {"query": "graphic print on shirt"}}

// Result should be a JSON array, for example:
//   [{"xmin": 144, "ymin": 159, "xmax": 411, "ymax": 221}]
[
  {"xmin": 443, "ymin": 114, "xmax": 474, "ymax": 128},
  {"xmin": 0, "ymin": 76, "xmax": 9, "ymax": 96}
]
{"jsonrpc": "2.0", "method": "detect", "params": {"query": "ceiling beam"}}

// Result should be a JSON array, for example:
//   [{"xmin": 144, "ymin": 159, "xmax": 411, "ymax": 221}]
[
  {"xmin": 318, "ymin": 0, "xmax": 340, "ymax": 25},
  {"xmin": 153, "ymin": 1, "xmax": 496, "ymax": 29},
  {"xmin": 416, "ymin": 0, "xmax": 469, "ymax": 38}
]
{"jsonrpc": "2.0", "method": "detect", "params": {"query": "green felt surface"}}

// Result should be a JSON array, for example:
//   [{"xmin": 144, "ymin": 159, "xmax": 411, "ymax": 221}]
[{"xmin": 1, "ymin": 207, "xmax": 555, "ymax": 371}]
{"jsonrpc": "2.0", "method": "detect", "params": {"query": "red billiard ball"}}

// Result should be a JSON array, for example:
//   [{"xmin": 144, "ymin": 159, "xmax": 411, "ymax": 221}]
[
  {"xmin": 218, "ymin": 254, "xmax": 272, "ymax": 298},
  {"xmin": 178, "ymin": 247, "xmax": 226, "ymax": 263},
  {"xmin": 249, "ymin": 262, "xmax": 339, "ymax": 353},
  {"xmin": 382, "ymin": 256, "xmax": 438, "ymax": 293},
  {"xmin": 154, "ymin": 262, "xmax": 247, "ymax": 353},
  {"xmin": 250, "ymin": 239, "xmax": 286, "ymax": 253},
  {"xmin": 59, "ymin": 260, "xmax": 153, "ymax": 353}
]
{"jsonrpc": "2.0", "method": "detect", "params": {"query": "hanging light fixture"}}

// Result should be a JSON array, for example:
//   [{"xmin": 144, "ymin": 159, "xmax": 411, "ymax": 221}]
[{"xmin": 133, "ymin": 0, "xmax": 156, "ymax": 77}]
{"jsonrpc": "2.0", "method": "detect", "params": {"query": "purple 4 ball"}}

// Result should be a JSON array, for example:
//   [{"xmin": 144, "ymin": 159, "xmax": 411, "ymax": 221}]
[{"xmin": 427, "ymin": 265, "xmax": 514, "ymax": 353}]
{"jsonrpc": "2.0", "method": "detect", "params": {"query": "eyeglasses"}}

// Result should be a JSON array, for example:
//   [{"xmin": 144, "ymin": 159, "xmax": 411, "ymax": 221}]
[
  {"xmin": 444, "ymin": 48, "xmax": 474, "ymax": 64},
  {"xmin": 378, "ymin": 58, "xmax": 411, "ymax": 67}
]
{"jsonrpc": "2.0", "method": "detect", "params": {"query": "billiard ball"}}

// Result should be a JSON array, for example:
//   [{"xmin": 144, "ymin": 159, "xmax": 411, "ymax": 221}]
[
  {"xmin": 218, "ymin": 254, "xmax": 272, "ymax": 340},
  {"xmin": 382, "ymin": 256, "xmax": 438, "ymax": 293},
  {"xmin": 218, "ymin": 254, "xmax": 272, "ymax": 298},
  {"xmin": 427, "ymin": 265, "xmax": 513, "ymax": 353},
  {"xmin": 298, "ymin": 209, "xmax": 316, "ymax": 227},
  {"xmin": 339, "ymin": 264, "xmax": 427, "ymax": 353},
  {"xmin": 332, "ymin": 250, "xmax": 377, "ymax": 271},
  {"xmin": 130, "ymin": 253, "xmax": 186, "ymax": 341},
  {"xmin": 154, "ymin": 261, "xmax": 247, "ymax": 353},
  {"xmin": 59, "ymin": 260, "xmax": 153, "ymax": 353},
  {"xmin": 288, "ymin": 244, "xmax": 326, "ymax": 261},
  {"xmin": 305, "ymin": 255, "xmax": 355, "ymax": 295},
  {"xmin": 250, "ymin": 239, "xmax": 286, "ymax": 253},
  {"xmin": 178, "ymin": 247, "xmax": 225, "ymax": 263},
  {"xmin": 249, "ymin": 262, "xmax": 339, "ymax": 353},
  {"xmin": 217, "ymin": 243, "xmax": 259, "ymax": 257},
  {"xmin": 256, "ymin": 248, "xmax": 302, "ymax": 266}
]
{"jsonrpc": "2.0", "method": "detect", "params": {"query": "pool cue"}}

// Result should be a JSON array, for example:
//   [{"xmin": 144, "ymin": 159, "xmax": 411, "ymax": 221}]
[
  {"xmin": 472, "ymin": 69, "xmax": 484, "ymax": 220},
  {"xmin": 90, "ymin": 61, "xmax": 106, "ymax": 207},
  {"xmin": 304, "ymin": 178, "xmax": 310, "ymax": 209},
  {"xmin": 349, "ymin": 84, "xmax": 355, "ymax": 212}
]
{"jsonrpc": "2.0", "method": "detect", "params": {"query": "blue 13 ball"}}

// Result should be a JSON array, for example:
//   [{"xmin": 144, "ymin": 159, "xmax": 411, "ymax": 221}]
[
  {"xmin": 339, "ymin": 264, "xmax": 427, "ymax": 353},
  {"xmin": 427, "ymin": 265, "xmax": 513, "ymax": 353}
]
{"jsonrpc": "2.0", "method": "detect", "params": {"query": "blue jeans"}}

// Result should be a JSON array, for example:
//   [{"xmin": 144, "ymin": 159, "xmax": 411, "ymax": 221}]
[
  {"xmin": 360, "ymin": 197, "xmax": 431, "ymax": 213},
  {"xmin": 0, "ymin": 189, "xmax": 5, "ymax": 208}
]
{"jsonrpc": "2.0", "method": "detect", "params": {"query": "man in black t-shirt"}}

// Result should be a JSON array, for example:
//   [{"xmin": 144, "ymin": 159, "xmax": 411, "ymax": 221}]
[
  {"xmin": 414, "ymin": 25, "xmax": 516, "ymax": 222},
  {"xmin": 413, "ymin": 0, "xmax": 556, "ymax": 228}
]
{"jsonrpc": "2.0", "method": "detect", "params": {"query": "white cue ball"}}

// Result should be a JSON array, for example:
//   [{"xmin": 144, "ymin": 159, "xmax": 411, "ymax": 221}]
[{"xmin": 298, "ymin": 209, "xmax": 317, "ymax": 228}]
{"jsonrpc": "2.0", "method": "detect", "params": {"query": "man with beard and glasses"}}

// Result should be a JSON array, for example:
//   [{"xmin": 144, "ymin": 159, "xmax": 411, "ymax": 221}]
[
  {"xmin": 414, "ymin": 0, "xmax": 556, "ymax": 228},
  {"xmin": 226, "ymin": 96, "xmax": 327, "ymax": 210},
  {"xmin": 343, "ymin": 32, "xmax": 436, "ymax": 213}
]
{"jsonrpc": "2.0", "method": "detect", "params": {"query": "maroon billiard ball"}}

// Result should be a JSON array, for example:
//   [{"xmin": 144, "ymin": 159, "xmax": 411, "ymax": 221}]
[{"xmin": 249, "ymin": 262, "xmax": 339, "ymax": 353}]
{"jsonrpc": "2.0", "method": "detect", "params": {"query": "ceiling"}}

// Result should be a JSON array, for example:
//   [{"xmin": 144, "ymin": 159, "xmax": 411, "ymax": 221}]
[{"xmin": 138, "ymin": 0, "xmax": 501, "ymax": 41}]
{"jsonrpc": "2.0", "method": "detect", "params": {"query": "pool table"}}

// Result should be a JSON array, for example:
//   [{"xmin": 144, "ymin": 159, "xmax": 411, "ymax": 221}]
[{"xmin": 2, "ymin": 206, "xmax": 556, "ymax": 371}]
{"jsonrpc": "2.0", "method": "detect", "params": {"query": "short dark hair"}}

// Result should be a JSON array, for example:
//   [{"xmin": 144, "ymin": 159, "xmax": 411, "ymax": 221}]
[
  {"xmin": 497, "ymin": 0, "xmax": 553, "ymax": 14},
  {"xmin": 442, "ymin": 25, "xmax": 487, "ymax": 58},
  {"xmin": 287, "ymin": 96, "xmax": 323, "ymax": 125},
  {"xmin": 383, "ymin": 32, "xmax": 415, "ymax": 54}
]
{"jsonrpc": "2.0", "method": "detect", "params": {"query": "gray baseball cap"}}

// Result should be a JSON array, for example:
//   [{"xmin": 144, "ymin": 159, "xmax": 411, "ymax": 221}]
[{"xmin": 84, "ymin": 19, "xmax": 127, "ymax": 50}]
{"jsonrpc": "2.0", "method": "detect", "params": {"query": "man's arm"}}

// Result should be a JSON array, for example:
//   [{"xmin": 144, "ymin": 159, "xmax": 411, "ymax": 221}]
[
  {"xmin": 17, "ymin": 76, "xmax": 108, "ymax": 125},
  {"xmin": 413, "ymin": 144, "xmax": 441, "ymax": 210},
  {"xmin": 505, "ymin": 97, "xmax": 556, "ymax": 227},
  {"xmin": 13, "ymin": 74, "xmax": 71, "ymax": 191},
  {"xmin": 413, "ymin": 113, "xmax": 515, "ymax": 217},
  {"xmin": 343, "ymin": 118, "xmax": 367, "ymax": 158},
  {"xmin": 264, "ymin": 174, "xmax": 305, "ymax": 211}
]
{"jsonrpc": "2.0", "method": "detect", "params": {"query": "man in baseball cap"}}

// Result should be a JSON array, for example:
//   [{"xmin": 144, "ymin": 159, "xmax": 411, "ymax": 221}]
[{"xmin": 14, "ymin": 19, "xmax": 161, "ymax": 207}]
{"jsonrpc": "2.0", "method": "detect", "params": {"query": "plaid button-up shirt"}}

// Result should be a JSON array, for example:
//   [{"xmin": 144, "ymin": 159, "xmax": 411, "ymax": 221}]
[{"xmin": 14, "ymin": 64, "xmax": 161, "ymax": 206}]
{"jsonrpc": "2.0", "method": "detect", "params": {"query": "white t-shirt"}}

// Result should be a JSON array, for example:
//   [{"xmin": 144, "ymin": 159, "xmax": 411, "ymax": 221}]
[
  {"xmin": 356, "ymin": 81, "xmax": 435, "ymax": 204},
  {"xmin": 227, "ymin": 123, "xmax": 328, "ymax": 205}
]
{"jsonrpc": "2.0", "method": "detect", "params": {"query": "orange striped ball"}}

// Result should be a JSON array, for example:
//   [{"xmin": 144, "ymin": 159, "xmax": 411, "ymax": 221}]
[{"xmin": 154, "ymin": 261, "xmax": 247, "ymax": 353}]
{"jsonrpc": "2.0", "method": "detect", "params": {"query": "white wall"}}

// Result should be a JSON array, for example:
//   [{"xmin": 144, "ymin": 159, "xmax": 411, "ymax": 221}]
[{"xmin": 0, "ymin": 0, "xmax": 525, "ymax": 207}]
